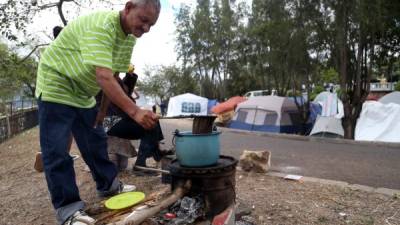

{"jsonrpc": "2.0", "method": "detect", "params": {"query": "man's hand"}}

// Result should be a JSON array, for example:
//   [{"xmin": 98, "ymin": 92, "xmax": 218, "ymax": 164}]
[
  {"xmin": 96, "ymin": 67, "xmax": 159, "ymax": 130},
  {"xmin": 131, "ymin": 108, "xmax": 158, "ymax": 130}
]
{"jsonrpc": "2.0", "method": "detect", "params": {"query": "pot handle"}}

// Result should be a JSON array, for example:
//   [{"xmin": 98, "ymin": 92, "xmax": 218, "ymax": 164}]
[{"xmin": 172, "ymin": 129, "xmax": 180, "ymax": 147}]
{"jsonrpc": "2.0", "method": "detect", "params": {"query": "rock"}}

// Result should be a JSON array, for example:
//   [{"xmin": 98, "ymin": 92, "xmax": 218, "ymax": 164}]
[
  {"xmin": 107, "ymin": 136, "xmax": 137, "ymax": 170},
  {"xmin": 107, "ymin": 136, "xmax": 137, "ymax": 157},
  {"xmin": 239, "ymin": 150, "xmax": 271, "ymax": 173}
]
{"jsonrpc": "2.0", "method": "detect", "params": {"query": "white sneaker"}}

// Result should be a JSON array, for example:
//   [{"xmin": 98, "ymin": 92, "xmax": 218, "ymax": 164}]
[
  {"xmin": 118, "ymin": 182, "xmax": 137, "ymax": 193},
  {"xmin": 63, "ymin": 210, "xmax": 95, "ymax": 225}
]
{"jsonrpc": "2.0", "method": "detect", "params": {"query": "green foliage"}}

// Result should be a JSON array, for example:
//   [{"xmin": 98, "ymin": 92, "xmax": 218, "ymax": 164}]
[
  {"xmin": 0, "ymin": 42, "xmax": 37, "ymax": 101},
  {"xmin": 321, "ymin": 68, "xmax": 339, "ymax": 84},
  {"xmin": 310, "ymin": 85, "xmax": 325, "ymax": 101},
  {"xmin": 138, "ymin": 65, "xmax": 197, "ymax": 101},
  {"xmin": 395, "ymin": 82, "xmax": 400, "ymax": 92}
]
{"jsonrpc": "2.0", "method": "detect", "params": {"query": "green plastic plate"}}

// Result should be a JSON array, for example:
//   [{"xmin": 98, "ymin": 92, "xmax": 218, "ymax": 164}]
[{"xmin": 105, "ymin": 192, "xmax": 145, "ymax": 210}]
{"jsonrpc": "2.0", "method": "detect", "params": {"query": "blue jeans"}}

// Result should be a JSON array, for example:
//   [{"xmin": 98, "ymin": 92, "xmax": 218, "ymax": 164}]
[
  {"xmin": 107, "ymin": 117, "xmax": 164, "ymax": 167},
  {"xmin": 38, "ymin": 99, "xmax": 119, "ymax": 224}
]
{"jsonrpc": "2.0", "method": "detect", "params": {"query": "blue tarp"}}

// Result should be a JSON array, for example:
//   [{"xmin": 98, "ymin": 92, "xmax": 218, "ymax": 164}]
[{"xmin": 207, "ymin": 99, "xmax": 219, "ymax": 114}]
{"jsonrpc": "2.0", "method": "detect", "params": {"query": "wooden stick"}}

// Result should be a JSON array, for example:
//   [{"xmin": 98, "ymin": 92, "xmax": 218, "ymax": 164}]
[
  {"xmin": 133, "ymin": 166, "xmax": 170, "ymax": 174},
  {"xmin": 96, "ymin": 188, "xmax": 168, "ymax": 225},
  {"xmin": 106, "ymin": 180, "xmax": 191, "ymax": 225}
]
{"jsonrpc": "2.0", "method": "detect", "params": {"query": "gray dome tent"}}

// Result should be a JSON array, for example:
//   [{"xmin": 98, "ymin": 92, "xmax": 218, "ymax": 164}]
[
  {"xmin": 309, "ymin": 115, "xmax": 344, "ymax": 138},
  {"xmin": 229, "ymin": 96, "xmax": 305, "ymax": 133}
]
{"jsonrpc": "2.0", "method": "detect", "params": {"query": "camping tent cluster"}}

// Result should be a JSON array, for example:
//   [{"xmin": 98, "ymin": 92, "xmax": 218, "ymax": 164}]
[
  {"xmin": 167, "ymin": 93, "xmax": 319, "ymax": 134},
  {"xmin": 166, "ymin": 91, "xmax": 400, "ymax": 143}
]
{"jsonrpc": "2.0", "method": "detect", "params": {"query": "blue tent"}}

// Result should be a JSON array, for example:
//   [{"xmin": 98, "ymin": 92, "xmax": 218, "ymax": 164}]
[
  {"xmin": 229, "ymin": 96, "xmax": 311, "ymax": 134},
  {"xmin": 207, "ymin": 99, "xmax": 219, "ymax": 114}
]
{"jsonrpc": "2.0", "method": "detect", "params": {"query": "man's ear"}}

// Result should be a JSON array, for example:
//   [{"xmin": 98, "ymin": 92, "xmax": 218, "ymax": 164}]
[
  {"xmin": 124, "ymin": 1, "xmax": 134, "ymax": 13},
  {"xmin": 125, "ymin": 1, "xmax": 138, "ymax": 12}
]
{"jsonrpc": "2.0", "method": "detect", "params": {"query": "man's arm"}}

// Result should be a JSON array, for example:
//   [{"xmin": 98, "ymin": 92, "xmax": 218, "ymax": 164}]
[
  {"xmin": 95, "ymin": 67, "xmax": 157, "ymax": 129},
  {"xmin": 94, "ymin": 91, "xmax": 111, "ymax": 128}
]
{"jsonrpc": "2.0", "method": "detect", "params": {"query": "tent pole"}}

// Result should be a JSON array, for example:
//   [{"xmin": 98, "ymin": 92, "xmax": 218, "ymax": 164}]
[{"xmin": 252, "ymin": 106, "xmax": 258, "ymax": 131}]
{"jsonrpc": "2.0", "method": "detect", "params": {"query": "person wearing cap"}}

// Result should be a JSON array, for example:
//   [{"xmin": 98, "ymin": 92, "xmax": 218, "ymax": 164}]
[{"xmin": 34, "ymin": 0, "xmax": 161, "ymax": 224}]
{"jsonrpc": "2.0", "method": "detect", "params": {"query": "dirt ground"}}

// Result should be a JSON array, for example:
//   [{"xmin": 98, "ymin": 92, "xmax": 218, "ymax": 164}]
[{"xmin": 0, "ymin": 128, "xmax": 399, "ymax": 225}]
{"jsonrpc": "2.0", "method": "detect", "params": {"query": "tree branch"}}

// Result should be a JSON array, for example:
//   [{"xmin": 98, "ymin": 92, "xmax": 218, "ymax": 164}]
[
  {"xmin": 19, "ymin": 44, "xmax": 49, "ymax": 63},
  {"xmin": 57, "ymin": 0, "xmax": 68, "ymax": 25},
  {"xmin": 38, "ymin": 2, "xmax": 58, "ymax": 9}
]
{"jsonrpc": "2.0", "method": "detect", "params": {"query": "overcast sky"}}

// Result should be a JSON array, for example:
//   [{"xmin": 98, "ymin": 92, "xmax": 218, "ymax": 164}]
[
  {"xmin": 26, "ymin": 0, "xmax": 250, "ymax": 77},
  {"xmin": 26, "ymin": 0, "xmax": 196, "ymax": 77},
  {"xmin": 131, "ymin": 0, "xmax": 196, "ymax": 75}
]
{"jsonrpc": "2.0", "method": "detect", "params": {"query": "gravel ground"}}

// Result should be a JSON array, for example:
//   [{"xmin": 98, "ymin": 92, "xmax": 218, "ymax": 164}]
[{"xmin": 0, "ymin": 128, "xmax": 399, "ymax": 225}]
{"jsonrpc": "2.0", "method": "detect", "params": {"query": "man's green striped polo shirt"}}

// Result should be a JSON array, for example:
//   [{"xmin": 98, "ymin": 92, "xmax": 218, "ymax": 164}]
[{"xmin": 35, "ymin": 11, "xmax": 136, "ymax": 108}]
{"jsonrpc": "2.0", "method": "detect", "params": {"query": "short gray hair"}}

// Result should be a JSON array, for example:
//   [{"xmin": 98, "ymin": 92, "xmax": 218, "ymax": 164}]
[{"xmin": 130, "ymin": 0, "xmax": 161, "ymax": 13}]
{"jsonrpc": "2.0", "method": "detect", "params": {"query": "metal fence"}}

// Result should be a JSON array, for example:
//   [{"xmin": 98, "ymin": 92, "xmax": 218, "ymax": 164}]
[{"xmin": 0, "ymin": 99, "xmax": 38, "ymax": 143}]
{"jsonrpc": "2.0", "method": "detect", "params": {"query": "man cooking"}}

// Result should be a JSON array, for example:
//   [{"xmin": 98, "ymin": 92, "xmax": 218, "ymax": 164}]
[{"xmin": 35, "ymin": 0, "xmax": 160, "ymax": 224}]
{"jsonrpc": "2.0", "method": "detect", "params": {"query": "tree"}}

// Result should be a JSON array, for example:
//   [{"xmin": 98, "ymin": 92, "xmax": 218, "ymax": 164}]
[
  {"xmin": 0, "ymin": 42, "xmax": 37, "ymax": 100},
  {"xmin": 320, "ymin": 68, "xmax": 339, "ymax": 85},
  {"xmin": 0, "ymin": 0, "xmax": 115, "ymax": 41},
  {"xmin": 0, "ymin": 43, "xmax": 20, "ymax": 100},
  {"xmin": 175, "ymin": 0, "xmax": 242, "ymax": 100},
  {"xmin": 139, "ymin": 65, "xmax": 197, "ymax": 101},
  {"xmin": 327, "ymin": 0, "xmax": 400, "ymax": 139},
  {"xmin": 395, "ymin": 82, "xmax": 400, "ymax": 91},
  {"xmin": 1, "ymin": 0, "xmax": 117, "ymax": 102}
]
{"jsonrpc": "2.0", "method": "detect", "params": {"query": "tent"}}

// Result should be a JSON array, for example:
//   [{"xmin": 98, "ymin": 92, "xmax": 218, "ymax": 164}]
[
  {"xmin": 310, "ymin": 115, "xmax": 344, "ymax": 138},
  {"xmin": 379, "ymin": 91, "xmax": 400, "ymax": 105},
  {"xmin": 167, "ymin": 93, "xmax": 208, "ymax": 117},
  {"xmin": 229, "ymin": 96, "xmax": 305, "ymax": 133},
  {"xmin": 313, "ymin": 91, "xmax": 344, "ymax": 118},
  {"xmin": 211, "ymin": 96, "xmax": 246, "ymax": 114},
  {"xmin": 355, "ymin": 101, "xmax": 400, "ymax": 143},
  {"xmin": 207, "ymin": 99, "xmax": 219, "ymax": 114}
]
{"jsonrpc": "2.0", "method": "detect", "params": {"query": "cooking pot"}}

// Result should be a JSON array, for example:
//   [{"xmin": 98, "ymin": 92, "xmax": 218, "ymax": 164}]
[{"xmin": 173, "ymin": 130, "xmax": 221, "ymax": 167}]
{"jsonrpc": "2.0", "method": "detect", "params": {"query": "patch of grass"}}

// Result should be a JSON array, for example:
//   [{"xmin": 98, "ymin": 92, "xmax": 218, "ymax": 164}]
[
  {"xmin": 317, "ymin": 216, "xmax": 329, "ymax": 223},
  {"xmin": 360, "ymin": 216, "xmax": 374, "ymax": 225},
  {"xmin": 393, "ymin": 193, "xmax": 399, "ymax": 200}
]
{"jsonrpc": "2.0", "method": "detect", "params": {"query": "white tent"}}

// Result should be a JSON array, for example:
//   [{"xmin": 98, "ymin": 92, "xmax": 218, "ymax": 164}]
[
  {"xmin": 379, "ymin": 91, "xmax": 400, "ymax": 105},
  {"xmin": 310, "ymin": 115, "xmax": 344, "ymax": 138},
  {"xmin": 167, "ymin": 93, "xmax": 208, "ymax": 117},
  {"xmin": 355, "ymin": 101, "xmax": 400, "ymax": 143},
  {"xmin": 313, "ymin": 91, "xmax": 344, "ymax": 118}
]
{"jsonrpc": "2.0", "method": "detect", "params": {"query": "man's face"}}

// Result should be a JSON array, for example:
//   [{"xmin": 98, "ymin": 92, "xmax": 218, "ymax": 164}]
[{"xmin": 123, "ymin": 2, "xmax": 159, "ymax": 38}]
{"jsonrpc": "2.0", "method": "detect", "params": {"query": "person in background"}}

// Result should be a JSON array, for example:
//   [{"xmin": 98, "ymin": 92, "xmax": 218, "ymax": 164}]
[
  {"xmin": 96, "ymin": 65, "xmax": 172, "ymax": 176},
  {"xmin": 53, "ymin": 26, "xmax": 63, "ymax": 38},
  {"xmin": 160, "ymin": 100, "xmax": 167, "ymax": 116},
  {"xmin": 152, "ymin": 104, "xmax": 157, "ymax": 114},
  {"xmin": 34, "ymin": 1, "xmax": 161, "ymax": 224}
]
